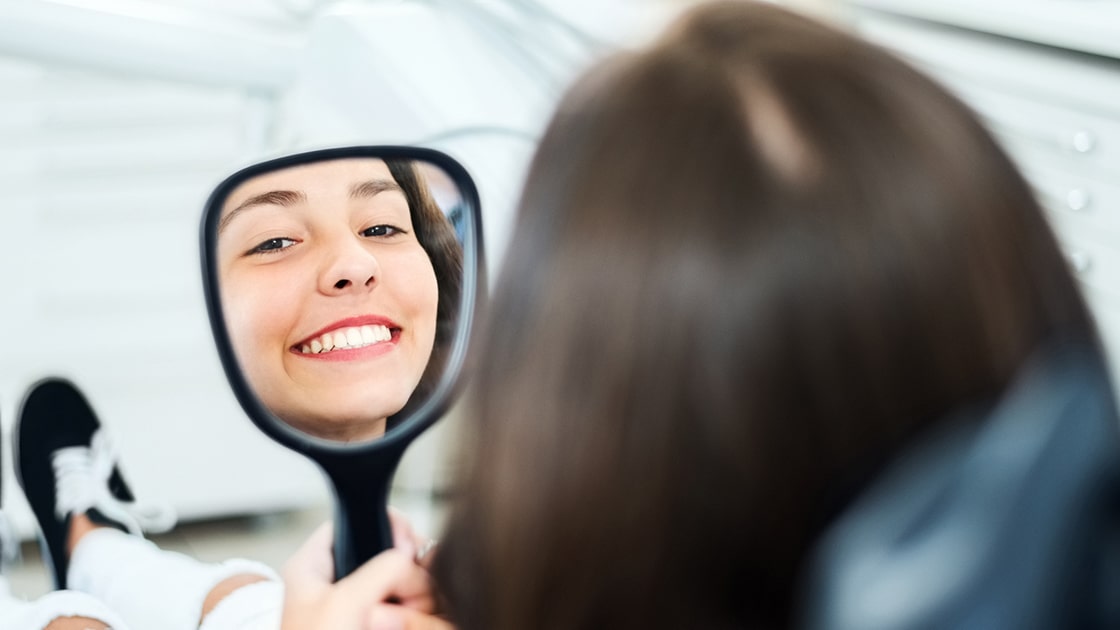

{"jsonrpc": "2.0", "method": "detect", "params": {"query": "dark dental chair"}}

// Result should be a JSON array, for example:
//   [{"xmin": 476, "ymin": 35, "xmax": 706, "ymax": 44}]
[{"xmin": 803, "ymin": 341, "xmax": 1120, "ymax": 630}]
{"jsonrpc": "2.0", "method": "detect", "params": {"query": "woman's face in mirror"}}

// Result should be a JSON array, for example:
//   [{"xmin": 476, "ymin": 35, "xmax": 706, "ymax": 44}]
[{"xmin": 216, "ymin": 158, "xmax": 440, "ymax": 442}]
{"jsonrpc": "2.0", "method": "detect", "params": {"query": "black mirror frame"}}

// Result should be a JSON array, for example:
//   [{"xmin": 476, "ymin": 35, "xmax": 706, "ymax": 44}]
[{"xmin": 200, "ymin": 145, "xmax": 485, "ymax": 460}]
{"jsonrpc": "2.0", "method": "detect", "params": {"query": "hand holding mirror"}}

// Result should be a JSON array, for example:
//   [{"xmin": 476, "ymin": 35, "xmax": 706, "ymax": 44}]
[{"xmin": 200, "ymin": 146, "xmax": 483, "ymax": 578}]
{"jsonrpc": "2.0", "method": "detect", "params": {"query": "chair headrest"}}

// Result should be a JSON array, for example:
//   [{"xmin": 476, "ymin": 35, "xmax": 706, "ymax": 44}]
[{"xmin": 801, "ymin": 342, "xmax": 1120, "ymax": 630}]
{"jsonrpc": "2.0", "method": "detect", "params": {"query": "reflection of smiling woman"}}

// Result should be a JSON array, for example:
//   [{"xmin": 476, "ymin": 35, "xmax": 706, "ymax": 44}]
[{"xmin": 217, "ymin": 158, "xmax": 462, "ymax": 442}]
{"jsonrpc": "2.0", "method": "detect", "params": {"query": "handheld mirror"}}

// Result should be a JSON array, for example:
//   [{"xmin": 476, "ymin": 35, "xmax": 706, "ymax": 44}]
[{"xmin": 200, "ymin": 146, "xmax": 483, "ymax": 579}]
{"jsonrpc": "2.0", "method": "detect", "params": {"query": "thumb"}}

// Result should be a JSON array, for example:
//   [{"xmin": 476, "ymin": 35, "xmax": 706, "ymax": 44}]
[
  {"xmin": 282, "ymin": 522, "xmax": 336, "ymax": 593},
  {"xmin": 388, "ymin": 507, "xmax": 422, "ymax": 557},
  {"xmin": 333, "ymin": 549, "xmax": 433, "ymax": 611}
]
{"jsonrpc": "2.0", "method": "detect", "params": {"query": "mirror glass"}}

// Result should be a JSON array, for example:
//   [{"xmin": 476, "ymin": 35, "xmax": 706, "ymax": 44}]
[{"xmin": 208, "ymin": 152, "xmax": 470, "ymax": 445}]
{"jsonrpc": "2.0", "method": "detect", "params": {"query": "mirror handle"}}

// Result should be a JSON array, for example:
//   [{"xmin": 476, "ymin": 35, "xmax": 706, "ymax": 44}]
[{"xmin": 322, "ymin": 447, "xmax": 404, "ymax": 580}]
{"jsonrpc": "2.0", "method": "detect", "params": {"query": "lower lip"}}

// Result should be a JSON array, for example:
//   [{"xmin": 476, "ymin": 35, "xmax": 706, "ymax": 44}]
[{"xmin": 290, "ymin": 337, "xmax": 399, "ymax": 362}]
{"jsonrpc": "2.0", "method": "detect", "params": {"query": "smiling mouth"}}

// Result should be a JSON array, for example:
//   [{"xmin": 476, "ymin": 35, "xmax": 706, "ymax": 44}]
[{"xmin": 294, "ymin": 324, "xmax": 397, "ymax": 355}]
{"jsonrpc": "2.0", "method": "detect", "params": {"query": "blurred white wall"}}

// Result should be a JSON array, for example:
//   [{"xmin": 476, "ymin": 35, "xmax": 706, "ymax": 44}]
[
  {"xmin": 0, "ymin": 0, "xmax": 703, "ymax": 537},
  {"xmin": 832, "ymin": 0, "xmax": 1120, "ymax": 394},
  {"xmin": 0, "ymin": 0, "xmax": 308, "ymax": 537}
]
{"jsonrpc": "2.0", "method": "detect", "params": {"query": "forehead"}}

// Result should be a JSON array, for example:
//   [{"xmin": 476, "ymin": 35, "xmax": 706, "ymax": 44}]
[{"xmin": 221, "ymin": 158, "xmax": 395, "ymax": 219}]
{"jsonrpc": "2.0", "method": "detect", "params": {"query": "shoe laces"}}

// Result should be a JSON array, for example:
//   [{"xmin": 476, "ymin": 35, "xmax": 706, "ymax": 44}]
[
  {"xmin": 52, "ymin": 429, "xmax": 176, "ymax": 535},
  {"xmin": 0, "ymin": 510, "xmax": 20, "ymax": 569}
]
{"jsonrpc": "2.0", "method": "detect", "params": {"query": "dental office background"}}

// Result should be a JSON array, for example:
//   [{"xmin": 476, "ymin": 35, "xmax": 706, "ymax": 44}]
[{"xmin": 2, "ymin": 0, "xmax": 1119, "ymax": 538}]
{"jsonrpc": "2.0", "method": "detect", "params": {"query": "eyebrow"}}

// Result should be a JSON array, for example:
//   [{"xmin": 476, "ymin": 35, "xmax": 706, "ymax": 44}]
[
  {"xmin": 350, "ymin": 178, "xmax": 404, "ymax": 199},
  {"xmin": 218, "ymin": 190, "xmax": 306, "ymax": 234},
  {"xmin": 217, "ymin": 178, "xmax": 404, "ymax": 235}
]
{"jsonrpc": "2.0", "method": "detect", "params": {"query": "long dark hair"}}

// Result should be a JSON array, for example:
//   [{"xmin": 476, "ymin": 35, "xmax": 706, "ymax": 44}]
[
  {"xmin": 386, "ymin": 159, "xmax": 463, "ymax": 428},
  {"xmin": 432, "ymin": 2, "xmax": 1097, "ymax": 628}
]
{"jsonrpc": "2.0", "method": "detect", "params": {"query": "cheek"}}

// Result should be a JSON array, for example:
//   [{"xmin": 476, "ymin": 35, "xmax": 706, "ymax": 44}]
[
  {"xmin": 403, "ymin": 254, "xmax": 440, "ymax": 325},
  {"xmin": 222, "ymin": 270, "xmax": 301, "ymax": 357}
]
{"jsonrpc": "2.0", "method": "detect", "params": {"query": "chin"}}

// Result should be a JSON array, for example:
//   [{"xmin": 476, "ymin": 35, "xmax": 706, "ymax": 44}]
[{"xmin": 327, "ymin": 400, "xmax": 402, "ymax": 423}]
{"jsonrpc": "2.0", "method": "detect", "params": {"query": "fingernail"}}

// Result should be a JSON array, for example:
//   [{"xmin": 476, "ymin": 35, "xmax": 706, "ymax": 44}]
[
  {"xmin": 369, "ymin": 609, "xmax": 405, "ymax": 630},
  {"xmin": 416, "ymin": 538, "xmax": 438, "ymax": 562}
]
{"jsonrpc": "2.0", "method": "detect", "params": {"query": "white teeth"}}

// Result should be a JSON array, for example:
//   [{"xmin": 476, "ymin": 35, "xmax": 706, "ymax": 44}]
[
  {"xmin": 298, "ymin": 325, "xmax": 392, "ymax": 354},
  {"xmin": 346, "ymin": 328, "xmax": 362, "ymax": 347}
]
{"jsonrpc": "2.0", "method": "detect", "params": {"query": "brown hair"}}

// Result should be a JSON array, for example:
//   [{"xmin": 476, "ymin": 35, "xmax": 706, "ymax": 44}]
[
  {"xmin": 432, "ymin": 2, "xmax": 1096, "ymax": 628},
  {"xmin": 386, "ymin": 159, "xmax": 463, "ymax": 427}
]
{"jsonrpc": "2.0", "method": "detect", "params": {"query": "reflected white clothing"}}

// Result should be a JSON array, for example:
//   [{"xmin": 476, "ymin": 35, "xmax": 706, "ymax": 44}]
[
  {"xmin": 0, "ymin": 576, "xmax": 131, "ymax": 630},
  {"xmin": 68, "ymin": 528, "xmax": 282, "ymax": 630}
]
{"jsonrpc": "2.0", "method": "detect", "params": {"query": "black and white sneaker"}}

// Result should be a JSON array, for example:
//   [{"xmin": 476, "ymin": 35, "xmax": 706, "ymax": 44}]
[{"xmin": 14, "ymin": 378, "xmax": 174, "ymax": 588}]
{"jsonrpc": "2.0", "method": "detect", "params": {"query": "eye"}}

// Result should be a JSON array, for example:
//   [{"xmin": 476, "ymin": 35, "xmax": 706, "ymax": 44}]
[
  {"xmin": 361, "ymin": 224, "xmax": 406, "ymax": 238},
  {"xmin": 245, "ymin": 237, "xmax": 298, "ymax": 256}
]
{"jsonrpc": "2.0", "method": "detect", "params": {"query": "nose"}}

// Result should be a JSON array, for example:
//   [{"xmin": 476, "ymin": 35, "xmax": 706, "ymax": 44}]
[{"xmin": 319, "ymin": 238, "xmax": 380, "ymax": 295}]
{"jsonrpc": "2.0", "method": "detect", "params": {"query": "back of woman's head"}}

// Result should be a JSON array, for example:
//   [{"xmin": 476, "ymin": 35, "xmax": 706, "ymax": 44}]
[{"xmin": 433, "ymin": 2, "xmax": 1096, "ymax": 628}]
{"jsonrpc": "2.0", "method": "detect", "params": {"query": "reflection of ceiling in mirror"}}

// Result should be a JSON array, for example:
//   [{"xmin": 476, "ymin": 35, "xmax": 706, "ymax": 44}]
[{"xmin": 416, "ymin": 162, "xmax": 462, "ymax": 216}]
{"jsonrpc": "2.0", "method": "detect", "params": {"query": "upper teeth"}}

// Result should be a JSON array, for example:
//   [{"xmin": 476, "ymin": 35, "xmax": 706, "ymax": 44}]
[{"xmin": 299, "ymin": 325, "xmax": 391, "ymax": 354}]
